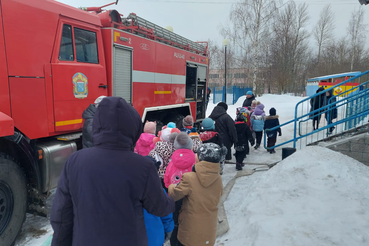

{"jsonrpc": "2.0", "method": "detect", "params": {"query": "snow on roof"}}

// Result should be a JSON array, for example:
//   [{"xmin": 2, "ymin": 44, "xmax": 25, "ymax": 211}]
[
  {"xmin": 216, "ymin": 146, "xmax": 369, "ymax": 246},
  {"xmin": 307, "ymin": 71, "xmax": 362, "ymax": 82}
]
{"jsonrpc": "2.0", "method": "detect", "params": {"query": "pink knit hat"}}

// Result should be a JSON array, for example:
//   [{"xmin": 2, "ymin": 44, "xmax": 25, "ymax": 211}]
[{"xmin": 144, "ymin": 121, "xmax": 156, "ymax": 134}]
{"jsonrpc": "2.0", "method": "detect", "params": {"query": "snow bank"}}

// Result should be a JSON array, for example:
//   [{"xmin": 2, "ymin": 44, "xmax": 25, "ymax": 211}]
[{"xmin": 216, "ymin": 146, "xmax": 369, "ymax": 246}]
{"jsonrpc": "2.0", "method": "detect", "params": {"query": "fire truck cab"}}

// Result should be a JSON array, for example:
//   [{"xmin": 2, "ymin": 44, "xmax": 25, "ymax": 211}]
[{"xmin": 0, "ymin": 0, "xmax": 208, "ymax": 244}]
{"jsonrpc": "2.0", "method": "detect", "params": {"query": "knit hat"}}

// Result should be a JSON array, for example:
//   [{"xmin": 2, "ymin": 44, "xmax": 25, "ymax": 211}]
[
  {"xmin": 167, "ymin": 122, "xmax": 176, "ymax": 128},
  {"xmin": 174, "ymin": 132, "xmax": 193, "ymax": 150},
  {"xmin": 94, "ymin": 95, "xmax": 106, "ymax": 107},
  {"xmin": 143, "ymin": 121, "xmax": 156, "ymax": 134},
  {"xmin": 269, "ymin": 107, "xmax": 276, "ymax": 116},
  {"xmin": 217, "ymin": 102, "xmax": 228, "ymax": 111},
  {"xmin": 236, "ymin": 113, "xmax": 245, "ymax": 122},
  {"xmin": 182, "ymin": 115, "xmax": 194, "ymax": 127},
  {"xmin": 160, "ymin": 128, "xmax": 172, "ymax": 142},
  {"xmin": 202, "ymin": 118, "xmax": 215, "ymax": 131},
  {"xmin": 198, "ymin": 143, "xmax": 227, "ymax": 163},
  {"xmin": 246, "ymin": 91, "xmax": 253, "ymax": 96},
  {"xmin": 169, "ymin": 132, "xmax": 179, "ymax": 143}
]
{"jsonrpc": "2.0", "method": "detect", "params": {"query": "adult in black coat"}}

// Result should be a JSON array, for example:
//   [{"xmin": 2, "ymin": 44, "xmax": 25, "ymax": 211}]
[
  {"xmin": 81, "ymin": 95, "xmax": 106, "ymax": 148},
  {"xmin": 309, "ymin": 87, "xmax": 325, "ymax": 130},
  {"xmin": 242, "ymin": 91, "xmax": 256, "ymax": 108},
  {"xmin": 209, "ymin": 102, "xmax": 237, "ymax": 161},
  {"xmin": 51, "ymin": 97, "xmax": 175, "ymax": 246},
  {"xmin": 324, "ymin": 89, "xmax": 337, "ymax": 133},
  {"xmin": 81, "ymin": 104, "xmax": 96, "ymax": 148}
]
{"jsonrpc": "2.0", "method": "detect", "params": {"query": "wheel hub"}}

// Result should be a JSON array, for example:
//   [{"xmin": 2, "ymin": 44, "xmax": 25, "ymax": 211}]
[{"xmin": 0, "ymin": 181, "xmax": 14, "ymax": 235}]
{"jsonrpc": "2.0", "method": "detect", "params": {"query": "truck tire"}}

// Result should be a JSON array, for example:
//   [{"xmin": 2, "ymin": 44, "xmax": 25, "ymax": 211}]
[{"xmin": 0, "ymin": 154, "xmax": 27, "ymax": 246}]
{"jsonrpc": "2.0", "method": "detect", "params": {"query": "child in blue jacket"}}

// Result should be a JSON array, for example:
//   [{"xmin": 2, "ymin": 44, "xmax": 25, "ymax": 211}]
[{"xmin": 144, "ymin": 157, "xmax": 174, "ymax": 246}]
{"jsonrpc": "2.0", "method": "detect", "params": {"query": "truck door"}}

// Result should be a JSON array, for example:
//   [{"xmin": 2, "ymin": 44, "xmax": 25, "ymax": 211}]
[
  {"xmin": 51, "ymin": 21, "xmax": 107, "ymax": 132},
  {"xmin": 113, "ymin": 45, "xmax": 132, "ymax": 103}
]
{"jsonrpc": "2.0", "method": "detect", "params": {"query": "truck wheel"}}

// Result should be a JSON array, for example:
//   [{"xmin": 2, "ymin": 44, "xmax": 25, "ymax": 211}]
[{"xmin": 0, "ymin": 155, "xmax": 27, "ymax": 246}]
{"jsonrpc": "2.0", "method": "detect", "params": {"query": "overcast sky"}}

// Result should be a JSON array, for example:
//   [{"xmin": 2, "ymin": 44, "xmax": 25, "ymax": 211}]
[{"xmin": 56, "ymin": 0, "xmax": 369, "ymax": 50}]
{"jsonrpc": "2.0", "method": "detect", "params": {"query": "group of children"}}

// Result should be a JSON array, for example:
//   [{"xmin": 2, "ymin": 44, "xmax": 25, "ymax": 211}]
[
  {"xmin": 133, "ymin": 101, "xmax": 281, "ymax": 245},
  {"xmin": 233, "ymin": 99, "xmax": 282, "ymax": 170},
  {"xmin": 134, "ymin": 115, "xmax": 226, "ymax": 246}
]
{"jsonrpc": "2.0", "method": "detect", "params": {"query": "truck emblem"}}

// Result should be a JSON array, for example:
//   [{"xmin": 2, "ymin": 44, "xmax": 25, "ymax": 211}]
[
  {"xmin": 140, "ymin": 43, "xmax": 150, "ymax": 50},
  {"xmin": 73, "ymin": 73, "xmax": 89, "ymax": 99}
]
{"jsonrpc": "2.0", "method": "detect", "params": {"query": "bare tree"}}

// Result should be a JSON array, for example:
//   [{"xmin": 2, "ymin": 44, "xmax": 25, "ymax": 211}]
[
  {"xmin": 271, "ymin": 1, "xmax": 310, "ymax": 94},
  {"xmin": 220, "ymin": 0, "xmax": 278, "ymax": 94},
  {"xmin": 347, "ymin": 7, "xmax": 367, "ymax": 71},
  {"xmin": 313, "ymin": 4, "xmax": 334, "ymax": 64}
]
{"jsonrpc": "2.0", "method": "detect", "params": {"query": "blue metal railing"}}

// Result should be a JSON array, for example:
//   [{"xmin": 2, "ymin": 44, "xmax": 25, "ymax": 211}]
[{"xmin": 264, "ymin": 70, "xmax": 369, "ymax": 150}]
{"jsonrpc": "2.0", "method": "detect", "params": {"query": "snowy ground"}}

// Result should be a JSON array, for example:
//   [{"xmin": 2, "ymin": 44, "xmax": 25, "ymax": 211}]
[{"xmin": 15, "ymin": 94, "xmax": 369, "ymax": 246}]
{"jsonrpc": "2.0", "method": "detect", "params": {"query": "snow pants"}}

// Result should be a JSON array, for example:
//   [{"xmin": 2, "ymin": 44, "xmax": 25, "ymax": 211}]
[
  {"xmin": 255, "ymin": 131, "xmax": 263, "ymax": 146},
  {"xmin": 170, "ymin": 199, "xmax": 183, "ymax": 246}
]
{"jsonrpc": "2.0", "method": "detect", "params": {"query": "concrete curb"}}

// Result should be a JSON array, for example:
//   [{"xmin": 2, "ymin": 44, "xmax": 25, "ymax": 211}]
[{"xmin": 216, "ymin": 169, "xmax": 255, "ymax": 237}]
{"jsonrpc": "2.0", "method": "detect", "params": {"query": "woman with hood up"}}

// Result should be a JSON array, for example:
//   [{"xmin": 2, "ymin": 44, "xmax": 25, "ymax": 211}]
[
  {"xmin": 324, "ymin": 89, "xmax": 337, "ymax": 134},
  {"xmin": 209, "ymin": 102, "xmax": 238, "ymax": 162}
]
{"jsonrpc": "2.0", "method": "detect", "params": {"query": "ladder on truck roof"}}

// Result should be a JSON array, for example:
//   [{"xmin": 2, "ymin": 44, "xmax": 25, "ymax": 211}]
[{"xmin": 121, "ymin": 13, "xmax": 207, "ymax": 55}]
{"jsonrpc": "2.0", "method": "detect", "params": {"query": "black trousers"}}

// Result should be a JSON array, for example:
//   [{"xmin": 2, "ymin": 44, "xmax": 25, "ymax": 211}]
[
  {"xmin": 267, "ymin": 137, "xmax": 277, "ymax": 149},
  {"xmin": 235, "ymin": 150, "xmax": 247, "ymax": 163},
  {"xmin": 170, "ymin": 199, "xmax": 183, "ymax": 246},
  {"xmin": 255, "ymin": 131, "xmax": 263, "ymax": 145}
]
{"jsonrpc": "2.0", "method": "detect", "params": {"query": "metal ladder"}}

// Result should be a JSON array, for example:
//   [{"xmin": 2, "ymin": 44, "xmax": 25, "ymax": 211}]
[{"xmin": 122, "ymin": 13, "xmax": 207, "ymax": 54}]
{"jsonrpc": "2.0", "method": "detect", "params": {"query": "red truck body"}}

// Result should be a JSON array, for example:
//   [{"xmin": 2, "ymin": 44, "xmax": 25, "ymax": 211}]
[{"xmin": 0, "ymin": 1, "xmax": 208, "ymax": 244}]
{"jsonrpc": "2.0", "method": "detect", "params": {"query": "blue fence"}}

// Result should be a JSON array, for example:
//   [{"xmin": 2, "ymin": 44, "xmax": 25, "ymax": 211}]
[{"xmin": 212, "ymin": 86, "xmax": 252, "ymax": 105}]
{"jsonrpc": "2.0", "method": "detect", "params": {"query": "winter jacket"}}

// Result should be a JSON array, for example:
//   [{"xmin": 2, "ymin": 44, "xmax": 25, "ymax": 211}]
[
  {"xmin": 264, "ymin": 115, "xmax": 281, "ymax": 138},
  {"xmin": 50, "ymin": 97, "xmax": 175, "ymax": 246},
  {"xmin": 324, "ymin": 93, "xmax": 338, "ymax": 120},
  {"xmin": 134, "ymin": 133, "xmax": 156, "ymax": 156},
  {"xmin": 149, "ymin": 141, "xmax": 176, "ymax": 178},
  {"xmin": 164, "ymin": 149, "xmax": 196, "ymax": 188},
  {"xmin": 251, "ymin": 104, "xmax": 265, "ymax": 132},
  {"xmin": 168, "ymin": 161, "xmax": 223, "ymax": 246},
  {"xmin": 310, "ymin": 87, "xmax": 325, "ymax": 119},
  {"xmin": 235, "ymin": 121, "xmax": 254, "ymax": 152},
  {"xmin": 209, "ymin": 106, "xmax": 237, "ymax": 160},
  {"xmin": 242, "ymin": 95, "xmax": 256, "ymax": 107},
  {"xmin": 190, "ymin": 134, "xmax": 203, "ymax": 153},
  {"xmin": 199, "ymin": 130, "xmax": 224, "ymax": 147},
  {"xmin": 144, "ymin": 189, "xmax": 174, "ymax": 246},
  {"xmin": 82, "ymin": 104, "xmax": 96, "ymax": 148},
  {"xmin": 251, "ymin": 115, "xmax": 265, "ymax": 132}
]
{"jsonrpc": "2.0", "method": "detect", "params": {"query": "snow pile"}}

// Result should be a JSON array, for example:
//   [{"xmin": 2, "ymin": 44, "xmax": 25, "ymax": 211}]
[{"xmin": 216, "ymin": 146, "xmax": 369, "ymax": 246}]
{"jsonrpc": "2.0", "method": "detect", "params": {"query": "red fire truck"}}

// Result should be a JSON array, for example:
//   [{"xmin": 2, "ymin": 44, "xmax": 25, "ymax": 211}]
[{"xmin": 0, "ymin": 0, "xmax": 208, "ymax": 244}]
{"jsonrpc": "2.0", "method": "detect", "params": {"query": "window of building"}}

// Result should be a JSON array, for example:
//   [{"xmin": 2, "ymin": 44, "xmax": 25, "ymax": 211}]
[
  {"xmin": 74, "ymin": 28, "xmax": 99, "ymax": 64},
  {"xmin": 59, "ymin": 24, "xmax": 74, "ymax": 61},
  {"xmin": 209, "ymin": 74, "xmax": 219, "ymax": 79},
  {"xmin": 234, "ymin": 73, "xmax": 247, "ymax": 78}
]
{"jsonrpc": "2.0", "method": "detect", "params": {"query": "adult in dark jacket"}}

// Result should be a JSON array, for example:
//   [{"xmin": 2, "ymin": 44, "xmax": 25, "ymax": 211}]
[
  {"xmin": 209, "ymin": 102, "xmax": 237, "ymax": 161},
  {"xmin": 82, "ymin": 95, "xmax": 106, "ymax": 148},
  {"xmin": 324, "ymin": 89, "xmax": 337, "ymax": 133},
  {"xmin": 50, "ymin": 97, "xmax": 175, "ymax": 246},
  {"xmin": 242, "ymin": 91, "xmax": 256, "ymax": 108},
  {"xmin": 309, "ymin": 87, "xmax": 325, "ymax": 130}
]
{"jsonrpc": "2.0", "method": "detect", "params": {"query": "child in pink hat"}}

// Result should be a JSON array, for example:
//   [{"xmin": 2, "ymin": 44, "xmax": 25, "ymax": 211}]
[{"xmin": 134, "ymin": 121, "xmax": 156, "ymax": 156}]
